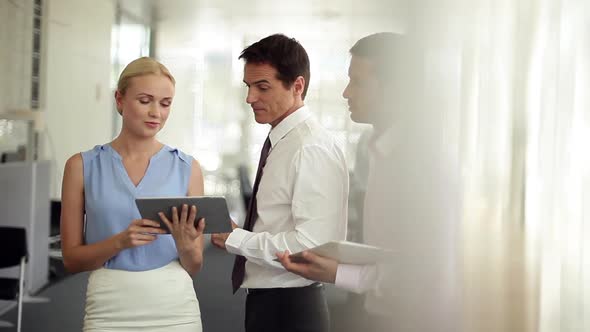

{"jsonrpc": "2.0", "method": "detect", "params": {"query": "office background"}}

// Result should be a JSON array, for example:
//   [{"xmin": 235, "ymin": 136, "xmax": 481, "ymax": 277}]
[{"xmin": 1, "ymin": 0, "xmax": 589, "ymax": 331}]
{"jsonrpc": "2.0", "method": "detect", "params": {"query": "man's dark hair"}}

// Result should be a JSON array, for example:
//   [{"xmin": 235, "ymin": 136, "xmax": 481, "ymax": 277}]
[
  {"xmin": 239, "ymin": 34, "xmax": 311, "ymax": 100},
  {"xmin": 350, "ymin": 32, "xmax": 403, "ymax": 85}
]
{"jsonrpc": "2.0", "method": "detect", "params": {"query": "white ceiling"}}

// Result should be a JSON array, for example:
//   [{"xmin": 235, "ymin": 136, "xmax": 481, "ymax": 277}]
[{"xmin": 153, "ymin": 0, "xmax": 405, "ymax": 22}]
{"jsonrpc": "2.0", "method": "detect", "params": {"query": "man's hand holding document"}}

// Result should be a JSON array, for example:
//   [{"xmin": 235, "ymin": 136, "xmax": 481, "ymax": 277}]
[{"xmin": 276, "ymin": 240, "xmax": 392, "ymax": 285}]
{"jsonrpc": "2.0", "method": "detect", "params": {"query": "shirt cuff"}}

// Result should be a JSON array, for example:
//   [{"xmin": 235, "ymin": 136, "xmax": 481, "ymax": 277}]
[
  {"xmin": 335, "ymin": 263, "xmax": 366, "ymax": 293},
  {"xmin": 225, "ymin": 228, "xmax": 251, "ymax": 256}
]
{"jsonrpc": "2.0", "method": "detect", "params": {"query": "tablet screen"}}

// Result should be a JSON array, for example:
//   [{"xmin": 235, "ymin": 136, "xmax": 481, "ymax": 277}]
[{"xmin": 135, "ymin": 196, "xmax": 233, "ymax": 234}]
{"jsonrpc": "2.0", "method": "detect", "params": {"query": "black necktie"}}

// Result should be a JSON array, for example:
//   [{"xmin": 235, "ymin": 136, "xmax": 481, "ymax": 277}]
[{"xmin": 231, "ymin": 136, "xmax": 271, "ymax": 293}]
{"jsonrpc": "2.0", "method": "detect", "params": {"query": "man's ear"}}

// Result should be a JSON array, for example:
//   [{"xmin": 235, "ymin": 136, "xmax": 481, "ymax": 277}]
[{"xmin": 293, "ymin": 76, "xmax": 305, "ymax": 98}]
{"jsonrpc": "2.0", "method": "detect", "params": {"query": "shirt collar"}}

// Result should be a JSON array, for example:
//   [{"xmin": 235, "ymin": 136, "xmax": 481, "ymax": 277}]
[
  {"xmin": 370, "ymin": 124, "xmax": 398, "ymax": 158},
  {"xmin": 268, "ymin": 105, "xmax": 312, "ymax": 148}
]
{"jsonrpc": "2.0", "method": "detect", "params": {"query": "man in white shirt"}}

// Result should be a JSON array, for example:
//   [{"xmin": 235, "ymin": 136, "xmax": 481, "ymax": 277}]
[
  {"xmin": 211, "ymin": 34, "xmax": 349, "ymax": 332},
  {"xmin": 276, "ymin": 33, "xmax": 462, "ymax": 332}
]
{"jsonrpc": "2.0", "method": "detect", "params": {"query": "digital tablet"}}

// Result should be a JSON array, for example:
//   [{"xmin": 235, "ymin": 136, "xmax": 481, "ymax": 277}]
[
  {"xmin": 288, "ymin": 240, "xmax": 392, "ymax": 265},
  {"xmin": 135, "ymin": 196, "xmax": 232, "ymax": 234}
]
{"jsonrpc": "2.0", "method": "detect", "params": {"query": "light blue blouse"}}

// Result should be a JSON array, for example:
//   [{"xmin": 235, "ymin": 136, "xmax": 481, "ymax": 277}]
[{"xmin": 81, "ymin": 144, "xmax": 192, "ymax": 271}]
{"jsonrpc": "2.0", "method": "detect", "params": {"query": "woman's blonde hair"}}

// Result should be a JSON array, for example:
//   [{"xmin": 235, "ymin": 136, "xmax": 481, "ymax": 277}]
[{"xmin": 117, "ymin": 57, "xmax": 175, "ymax": 95}]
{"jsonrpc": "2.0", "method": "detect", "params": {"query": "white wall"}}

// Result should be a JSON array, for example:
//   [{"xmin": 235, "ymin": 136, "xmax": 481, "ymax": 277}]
[
  {"xmin": 42, "ymin": 0, "xmax": 116, "ymax": 198},
  {"xmin": 0, "ymin": 0, "xmax": 33, "ymax": 113},
  {"xmin": 0, "ymin": 0, "xmax": 35, "ymax": 158}
]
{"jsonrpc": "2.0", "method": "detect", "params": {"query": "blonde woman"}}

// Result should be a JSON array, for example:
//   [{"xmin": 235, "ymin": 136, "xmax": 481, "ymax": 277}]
[{"xmin": 60, "ymin": 57, "xmax": 204, "ymax": 331}]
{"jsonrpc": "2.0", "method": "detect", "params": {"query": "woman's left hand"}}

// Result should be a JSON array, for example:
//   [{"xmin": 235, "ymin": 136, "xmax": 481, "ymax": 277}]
[{"xmin": 159, "ymin": 204, "xmax": 205, "ymax": 253}]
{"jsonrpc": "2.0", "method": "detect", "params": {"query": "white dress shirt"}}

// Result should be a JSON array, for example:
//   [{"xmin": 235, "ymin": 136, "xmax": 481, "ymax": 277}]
[
  {"xmin": 335, "ymin": 123, "xmax": 462, "ymax": 331},
  {"xmin": 226, "ymin": 106, "xmax": 349, "ymax": 289},
  {"xmin": 334, "ymin": 128, "xmax": 399, "ymax": 295}
]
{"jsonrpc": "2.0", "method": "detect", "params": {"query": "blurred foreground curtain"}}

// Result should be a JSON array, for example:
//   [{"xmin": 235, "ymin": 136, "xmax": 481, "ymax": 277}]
[
  {"xmin": 524, "ymin": 0, "xmax": 590, "ymax": 331},
  {"xmin": 407, "ymin": 0, "xmax": 590, "ymax": 330}
]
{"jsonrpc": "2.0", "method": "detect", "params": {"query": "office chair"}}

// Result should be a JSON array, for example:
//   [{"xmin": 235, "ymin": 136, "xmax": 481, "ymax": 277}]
[
  {"xmin": 0, "ymin": 227, "xmax": 28, "ymax": 332},
  {"xmin": 49, "ymin": 200, "xmax": 61, "ymax": 237}
]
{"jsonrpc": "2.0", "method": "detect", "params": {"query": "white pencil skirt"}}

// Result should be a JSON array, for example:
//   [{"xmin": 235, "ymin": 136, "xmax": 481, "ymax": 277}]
[{"xmin": 83, "ymin": 260, "xmax": 202, "ymax": 332}]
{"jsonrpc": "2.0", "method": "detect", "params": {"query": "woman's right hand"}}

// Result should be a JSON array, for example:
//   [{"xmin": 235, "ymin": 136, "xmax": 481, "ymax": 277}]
[{"xmin": 116, "ymin": 219, "xmax": 167, "ymax": 250}]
